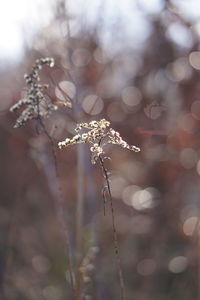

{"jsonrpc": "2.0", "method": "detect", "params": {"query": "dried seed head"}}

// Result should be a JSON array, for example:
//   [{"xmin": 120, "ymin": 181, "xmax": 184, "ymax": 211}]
[
  {"xmin": 58, "ymin": 119, "xmax": 140, "ymax": 164},
  {"xmin": 10, "ymin": 58, "xmax": 58, "ymax": 128}
]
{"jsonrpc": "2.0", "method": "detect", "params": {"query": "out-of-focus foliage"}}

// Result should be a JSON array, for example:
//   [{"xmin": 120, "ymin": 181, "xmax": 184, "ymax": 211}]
[{"xmin": 1, "ymin": 0, "xmax": 200, "ymax": 299}]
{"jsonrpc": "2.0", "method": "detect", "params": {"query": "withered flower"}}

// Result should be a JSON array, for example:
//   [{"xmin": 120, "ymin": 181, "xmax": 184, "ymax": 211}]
[
  {"xmin": 10, "ymin": 58, "xmax": 58, "ymax": 128},
  {"xmin": 58, "ymin": 119, "xmax": 140, "ymax": 164}
]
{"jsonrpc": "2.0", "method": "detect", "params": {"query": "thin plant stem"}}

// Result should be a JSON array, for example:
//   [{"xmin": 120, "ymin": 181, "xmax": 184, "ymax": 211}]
[
  {"xmin": 99, "ymin": 155, "xmax": 126, "ymax": 300},
  {"xmin": 37, "ymin": 114, "xmax": 75, "ymax": 298},
  {"xmin": 56, "ymin": 5, "xmax": 85, "ymax": 296}
]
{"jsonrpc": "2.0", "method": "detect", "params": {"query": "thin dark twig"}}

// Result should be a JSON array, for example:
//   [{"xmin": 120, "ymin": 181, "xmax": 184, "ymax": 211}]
[
  {"xmin": 36, "ymin": 102, "xmax": 75, "ymax": 298},
  {"xmin": 99, "ymin": 155, "xmax": 126, "ymax": 300}
]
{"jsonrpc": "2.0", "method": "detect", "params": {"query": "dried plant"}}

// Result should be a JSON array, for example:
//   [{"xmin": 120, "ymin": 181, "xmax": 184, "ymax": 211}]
[
  {"xmin": 9, "ymin": 58, "xmax": 75, "ymax": 298},
  {"xmin": 58, "ymin": 119, "xmax": 140, "ymax": 164},
  {"xmin": 58, "ymin": 119, "xmax": 140, "ymax": 300},
  {"xmin": 9, "ymin": 57, "xmax": 69, "ymax": 128},
  {"xmin": 10, "ymin": 58, "xmax": 142, "ymax": 300}
]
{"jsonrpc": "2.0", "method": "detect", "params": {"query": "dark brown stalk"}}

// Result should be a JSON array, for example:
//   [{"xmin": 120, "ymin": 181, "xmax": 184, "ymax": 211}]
[{"xmin": 99, "ymin": 155, "xmax": 126, "ymax": 300}]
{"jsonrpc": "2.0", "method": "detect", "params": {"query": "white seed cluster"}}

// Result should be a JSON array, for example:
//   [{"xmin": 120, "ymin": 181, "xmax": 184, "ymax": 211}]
[
  {"xmin": 10, "ymin": 58, "xmax": 58, "ymax": 128},
  {"xmin": 58, "ymin": 119, "xmax": 140, "ymax": 164}
]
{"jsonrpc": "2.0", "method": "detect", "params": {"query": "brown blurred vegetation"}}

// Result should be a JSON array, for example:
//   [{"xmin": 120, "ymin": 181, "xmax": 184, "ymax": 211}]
[{"xmin": 1, "ymin": 0, "xmax": 200, "ymax": 299}]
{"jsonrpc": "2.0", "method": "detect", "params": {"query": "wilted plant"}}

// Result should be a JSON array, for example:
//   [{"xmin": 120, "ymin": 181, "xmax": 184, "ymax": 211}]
[
  {"xmin": 58, "ymin": 119, "xmax": 140, "ymax": 164},
  {"xmin": 58, "ymin": 118, "xmax": 140, "ymax": 300},
  {"xmin": 10, "ymin": 57, "xmax": 141, "ymax": 300},
  {"xmin": 9, "ymin": 58, "xmax": 75, "ymax": 298},
  {"xmin": 9, "ymin": 58, "xmax": 60, "ymax": 128}
]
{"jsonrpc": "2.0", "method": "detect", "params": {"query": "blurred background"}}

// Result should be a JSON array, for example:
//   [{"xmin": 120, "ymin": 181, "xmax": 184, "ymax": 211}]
[{"xmin": 1, "ymin": 0, "xmax": 200, "ymax": 299}]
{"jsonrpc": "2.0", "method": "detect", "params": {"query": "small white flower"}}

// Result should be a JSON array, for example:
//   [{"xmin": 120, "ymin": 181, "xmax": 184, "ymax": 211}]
[
  {"xmin": 73, "ymin": 134, "xmax": 81, "ymax": 141},
  {"xmin": 90, "ymin": 121, "xmax": 98, "ymax": 128},
  {"xmin": 82, "ymin": 133, "xmax": 88, "ymax": 141}
]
